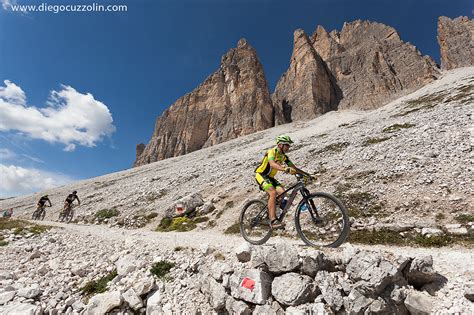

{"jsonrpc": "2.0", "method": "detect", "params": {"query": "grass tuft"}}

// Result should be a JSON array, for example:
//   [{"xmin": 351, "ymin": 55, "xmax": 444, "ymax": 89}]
[
  {"xmin": 80, "ymin": 270, "xmax": 117, "ymax": 296},
  {"xmin": 95, "ymin": 209, "xmax": 120, "ymax": 220},
  {"xmin": 362, "ymin": 137, "xmax": 391, "ymax": 146},
  {"xmin": 312, "ymin": 142, "xmax": 350, "ymax": 154},
  {"xmin": 150, "ymin": 260, "xmax": 175, "ymax": 280},
  {"xmin": 224, "ymin": 222, "xmax": 240, "ymax": 234},
  {"xmin": 454, "ymin": 214, "xmax": 474, "ymax": 223},
  {"xmin": 382, "ymin": 123, "xmax": 416, "ymax": 133}
]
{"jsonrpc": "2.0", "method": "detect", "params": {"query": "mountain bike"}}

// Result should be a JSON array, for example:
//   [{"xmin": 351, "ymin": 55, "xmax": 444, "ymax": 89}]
[
  {"xmin": 58, "ymin": 202, "xmax": 75, "ymax": 223},
  {"xmin": 32, "ymin": 205, "xmax": 48, "ymax": 220},
  {"xmin": 240, "ymin": 173, "xmax": 350, "ymax": 247}
]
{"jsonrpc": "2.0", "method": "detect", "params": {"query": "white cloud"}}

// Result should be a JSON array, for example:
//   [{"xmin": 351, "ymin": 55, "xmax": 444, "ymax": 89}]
[
  {"xmin": 0, "ymin": 148, "xmax": 16, "ymax": 160},
  {"xmin": 0, "ymin": 80, "xmax": 116, "ymax": 151},
  {"xmin": 0, "ymin": 163, "xmax": 73, "ymax": 198},
  {"xmin": 0, "ymin": 80, "xmax": 26, "ymax": 105}
]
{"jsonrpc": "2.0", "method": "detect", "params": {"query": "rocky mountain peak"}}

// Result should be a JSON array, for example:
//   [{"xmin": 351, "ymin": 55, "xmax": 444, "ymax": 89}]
[
  {"xmin": 271, "ymin": 29, "xmax": 340, "ymax": 125},
  {"xmin": 134, "ymin": 39, "xmax": 273, "ymax": 166},
  {"xmin": 311, "ymin": 19, "xmax": 440, "ymax": 110},
  {"xmin": 437, "ymin": 16, "xmax": 474, "ymax": 70}
]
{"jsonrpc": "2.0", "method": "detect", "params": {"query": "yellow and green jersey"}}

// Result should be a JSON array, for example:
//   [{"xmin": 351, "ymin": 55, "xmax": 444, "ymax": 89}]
[{"xmin": 255, "ymin": 146, "xmax": 294, "ymax": 178}]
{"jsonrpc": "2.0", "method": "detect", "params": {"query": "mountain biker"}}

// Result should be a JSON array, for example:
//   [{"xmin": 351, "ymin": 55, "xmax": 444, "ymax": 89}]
[
  {"xmin": 255, "ymin": 135, "xmax": 307, "ymax": 229},
  {"xmin": 37, "ymin": 194, "xmax": 52, "ymax": 209},
  {"xmin": 64, "ymin": 191, "xmax": 80, "ymax": 210}
]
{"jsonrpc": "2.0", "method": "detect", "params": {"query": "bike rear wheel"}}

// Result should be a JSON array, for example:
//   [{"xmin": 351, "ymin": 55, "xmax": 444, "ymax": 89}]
[
  {"xmin": 32, "ymin": 210, "xmax": 38, "ymax": 220},
  {"xmin": 239, "ymin": 199, "xmax": 272, "ymax": 245},
  {"xmin": 295, "ymin": 192, "xmax": 349, "ymax": 247}
]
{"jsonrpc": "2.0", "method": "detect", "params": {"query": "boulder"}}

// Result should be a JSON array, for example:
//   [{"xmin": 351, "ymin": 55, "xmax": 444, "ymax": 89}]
[
  {"xmin": 146, "ymin": 290, "xmax": 163, "ymax": 315},
  {"xmin": 404, "ymin": 256, "xmax": 439, "ymax": 288},
  {"xmin": 133, "ymin": 277, "xmax": 155, "ymax": 296},
  {"xmin": 315, "ymin": 271, "xmax": 344, "ymax": 311},
  {"xmin": 17, "ymin": 284, "xmax": 41, "ymax": 299},
  {"xmin": 0, "ymin": 290, "xmax": 16, "ymax": 305},
  {"xmin": 210, "ymin": 262, "xmax": 233, "ymax": 281},
  {"xmin": 420, "ymin": 228, "xmax": 443, "ymax": 237},
  {"xmin": 122, "ymin": 288, "xmax": 143, "ymax": 310},
  {"xmin": 208, "ymin": 278, "xmax": 228, "ymax": 311},
  {"xmin": 404, "ymin": 290, "xmax": 433, "ymax": 315},
  {"xmin": 271, "ymin": 273, "xmax": 317, "ymax": 306},
  {"xmin": 197, "ymin": 201, "xmax": 216, "ymax": 215},
  {"xmin": 301, "ymin": 250, "xmax": 328, "ymax": 277},
  {"xmin": 343, "ymin": 288, "xmax": 374, "ymax": 314},
  {"xmin": 235, "ymin": 242, "xmax": 253, "ymax": 263},
  {"xmin": 251, "ymin": 243, "xmax": 300, "ymax": 274},
  {"xmin": 84, "ymin": 291, "xmax": 122, "ymax": 315},
  {"xmin": 229, "ymin": 269, "xmax": 272, "ymax": 305},
  {"xmin": 0, "ymin": 303, "xmax": 37, "ymax": 315},
  {"xmin": 225, "ymin": 298, "xmax": 251, "ymax": 314},
  {"xmin": 166, "ymin": 193, "xmax": 205, "ymax": 217},
  {"xmin": 116, "ymin": 254, "xmax": 137, "ymax": 276}
]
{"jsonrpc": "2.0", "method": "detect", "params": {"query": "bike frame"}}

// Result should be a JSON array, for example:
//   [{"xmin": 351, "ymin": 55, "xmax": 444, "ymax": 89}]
[{"xmin": 258, "ymin": 174, "xmax": 320, "ymax": 223}]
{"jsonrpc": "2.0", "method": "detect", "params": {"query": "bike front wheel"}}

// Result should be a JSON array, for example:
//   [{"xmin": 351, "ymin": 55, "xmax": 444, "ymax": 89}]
[
  {"xmin": 65, "ymin": 209, "xmax": 74, "ymax": 223},
  {"xmin": 239, "ymin": 199, "xmax": 272, "ymax": 245},
  {"xmin": 295, "ymin": 192, "xmax": 349, "ymax": 248}
]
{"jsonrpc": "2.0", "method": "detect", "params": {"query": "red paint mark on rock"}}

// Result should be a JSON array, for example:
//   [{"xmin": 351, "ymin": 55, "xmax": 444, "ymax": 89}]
[{"xmin": 241, "ymin": 277, "xmax": 255, "ymax": 291}]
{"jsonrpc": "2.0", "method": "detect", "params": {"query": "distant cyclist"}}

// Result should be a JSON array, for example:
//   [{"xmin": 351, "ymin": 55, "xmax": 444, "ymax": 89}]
[
  {"xmin": 64, "ymin": 191, "xmax": 80, "ymax": 211},
  {"xmin": 37, "ymin": 194, "xmax": 52, "ymax": 210},
  {"xmin": 255, "ymin": 135, "xmax": 309, "ymax": 229}
]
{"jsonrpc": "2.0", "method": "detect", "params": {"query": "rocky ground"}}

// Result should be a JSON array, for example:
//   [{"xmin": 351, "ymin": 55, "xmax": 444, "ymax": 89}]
[
  {"xmin": 0, "ymin": 220, "xmax": 473, "ymax": 314},
  {"xmin": 0, "ymin": 67, "xmax": 473, "ymax": 314}
]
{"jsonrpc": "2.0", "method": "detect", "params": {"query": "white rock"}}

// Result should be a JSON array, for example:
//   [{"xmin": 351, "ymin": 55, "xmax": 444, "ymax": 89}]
[
  {"xmin": 17, "ymin": 284, "xmax": 41, "ymax": 299},
  {"xmin": 116, "ymin": 254, "xmax": 138, "ymax": 276},
  {"xmin": 235, "ymin": 242, "xmax": 252, "ymax": 262},
  {"xmin": 0, "ymin": 302, "xmax": 37, "ymax": 315},
  {"xmin": 0, "ymin": 290, "xmax": 16, "ymax": 305},
  {"xmin": 84, "ymin": 291, "xmax": 122, "ymax": 315},
  {"xmin": 122, "ymin": 288, "xmax": 143, "ymax": 310},
  {"xmin": 146, "ymin": 290, "xmax": 163, "ymax": 315},
  {"xmin": 404, "ymin": 291, "xmax": 433, "ymax": 315},
  {"xmin": 421, "ymin": 227, "xmax": 443, "ymax": 236}
]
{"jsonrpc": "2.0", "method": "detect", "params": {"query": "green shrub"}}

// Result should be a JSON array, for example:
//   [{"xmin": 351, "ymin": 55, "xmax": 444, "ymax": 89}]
[
  {"xmin": 150, "ymin": 261, "xmax": 175, "ymax": 279},
  {"xmin": 80, "ymin": 270, "xmax": 117, "ymax": 296},
  {"xmin": 95, "ymin": 209, "xmax": 120, "ymax": 220},
  {"xmin": 156, "ymin": 216, "xmax": 196, "ymax": 232}
]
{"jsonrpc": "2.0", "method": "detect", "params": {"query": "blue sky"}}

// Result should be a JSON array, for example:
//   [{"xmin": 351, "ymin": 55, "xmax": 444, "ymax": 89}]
[{"xmin": 0, "ymin": 0, "xmax": 471, "ymax": 197}]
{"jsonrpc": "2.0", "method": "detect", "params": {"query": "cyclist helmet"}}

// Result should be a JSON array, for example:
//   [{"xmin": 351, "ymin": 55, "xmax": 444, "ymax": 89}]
[
  {"xmin": 42, "ymin": 194, "xmax": 48, "ymax": 198},
  {"xmin": 276, "ymin": 135, "xmax": 294, "ymax": 145},
  {"xmin": 72, "ymin": 191, "xmax": 77, "ymax": 194}
]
